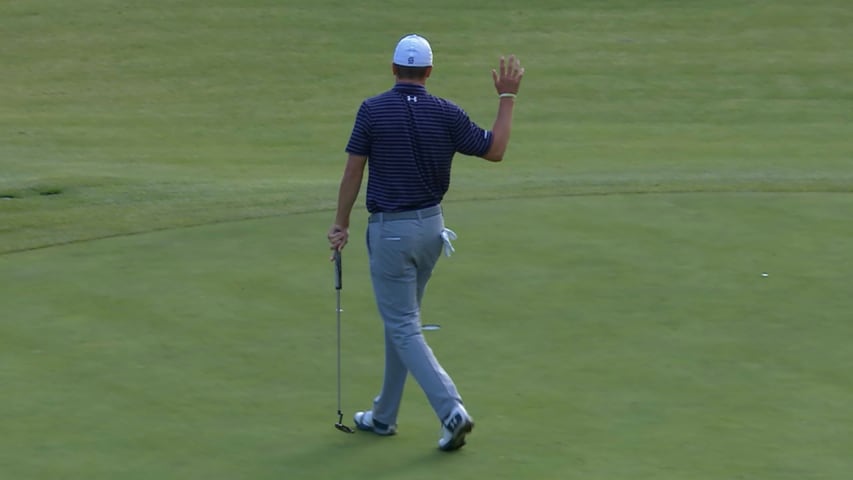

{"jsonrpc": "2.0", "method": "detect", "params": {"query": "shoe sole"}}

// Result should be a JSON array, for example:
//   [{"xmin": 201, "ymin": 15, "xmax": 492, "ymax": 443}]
[
  {"xmin": 355, "ymin": 423, "xmax": 396, "ymax": 436},
  {"xmin": 439, "ymin": 419, "xmax": 474, "ymax": 452}
]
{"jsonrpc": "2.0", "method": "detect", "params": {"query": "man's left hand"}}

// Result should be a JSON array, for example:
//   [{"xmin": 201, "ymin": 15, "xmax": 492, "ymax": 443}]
[{"xmin": 327, "ymin": 224, "xmax": 349, "ymax": 259}]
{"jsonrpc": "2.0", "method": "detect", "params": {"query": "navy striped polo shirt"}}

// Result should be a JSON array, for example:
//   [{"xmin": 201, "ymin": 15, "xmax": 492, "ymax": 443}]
[{"xmin": 345, "ymin": 83, "xmax": 493, "ymax": 213}]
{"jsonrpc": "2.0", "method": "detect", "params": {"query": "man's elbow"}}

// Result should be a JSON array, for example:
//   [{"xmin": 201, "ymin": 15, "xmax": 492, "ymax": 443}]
[
  {"xmin": 482, "ymin": 146, "xmax": 505, "ymax": 162},
  {"xmin": 343, "ymin": 155, "xmax": 367, "ymax": 178}
]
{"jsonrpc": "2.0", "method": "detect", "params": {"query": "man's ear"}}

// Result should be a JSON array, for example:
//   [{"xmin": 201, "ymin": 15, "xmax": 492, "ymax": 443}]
[
  {"xmin": 425, "ymin": 66, "xmax": 433, "ymax": 78},
  {"xmin": 391, "ymin": 63, "xmax": 399, "ymax": 77}
]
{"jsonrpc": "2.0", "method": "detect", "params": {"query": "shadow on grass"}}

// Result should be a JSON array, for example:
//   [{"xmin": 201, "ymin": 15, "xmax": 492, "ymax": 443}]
[{"xmin": 282, "ymin": 430, "xmax": 472, "ymax": 478}]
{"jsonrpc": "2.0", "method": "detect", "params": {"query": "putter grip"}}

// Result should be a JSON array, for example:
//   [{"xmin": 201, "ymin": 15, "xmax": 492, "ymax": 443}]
[{"xmin": 334, "ymin": 250, "xmax": 342, "ymax": 290}]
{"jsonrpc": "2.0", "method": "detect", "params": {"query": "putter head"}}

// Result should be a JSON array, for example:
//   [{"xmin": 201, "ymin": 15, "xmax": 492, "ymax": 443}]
[
  {"xmin": 335, "ymin": 411, "xmax": 355, "ymax": 434},
  {"xmin": 334, "ymin": 422, "xmax": 355, "ymax": 434}
]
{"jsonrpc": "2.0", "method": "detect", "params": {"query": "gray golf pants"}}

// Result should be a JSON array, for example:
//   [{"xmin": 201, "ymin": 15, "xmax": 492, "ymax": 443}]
[{"xmin": 366, "ymin": 206, "xmax": 462, "ymax": 425}]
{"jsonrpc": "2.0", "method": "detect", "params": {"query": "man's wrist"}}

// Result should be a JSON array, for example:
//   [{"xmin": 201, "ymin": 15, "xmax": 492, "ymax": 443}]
[{"xmin": 498, "ymin": 92, "xmax": 517, "ymax": 99}]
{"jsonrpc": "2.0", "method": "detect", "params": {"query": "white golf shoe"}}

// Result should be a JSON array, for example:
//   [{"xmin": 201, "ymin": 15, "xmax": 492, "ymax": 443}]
[
  {"xmin": 438, "ymin": 404, "xmax": 474, "ymax": 451},
  {"xmin": 353, "ymin": 410, "xmax": 397, "ymax": 436}
]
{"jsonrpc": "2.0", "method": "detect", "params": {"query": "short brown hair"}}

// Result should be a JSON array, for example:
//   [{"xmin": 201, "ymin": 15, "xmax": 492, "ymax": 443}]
[{"xmin": 395, "ymin": 65, "xmax": 430, "ymax": 80}]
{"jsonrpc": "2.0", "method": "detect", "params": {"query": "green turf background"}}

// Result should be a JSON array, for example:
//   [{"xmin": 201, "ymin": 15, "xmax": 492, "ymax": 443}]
[{"xmin": 1, "ymin": 1, "xmax": 851, "ymax": 479}]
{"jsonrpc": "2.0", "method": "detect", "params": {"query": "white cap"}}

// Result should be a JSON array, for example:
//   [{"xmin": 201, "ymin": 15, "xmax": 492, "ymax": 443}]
[{"xmin": 393, "ymin": 34, "xmax": 433, "ymax": 67}]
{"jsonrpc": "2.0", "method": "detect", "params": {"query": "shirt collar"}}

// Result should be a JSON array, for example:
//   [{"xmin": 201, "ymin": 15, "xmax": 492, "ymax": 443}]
[{"xmin": 392, "ymin": 83, "xmax": 428, "ymax": 95}]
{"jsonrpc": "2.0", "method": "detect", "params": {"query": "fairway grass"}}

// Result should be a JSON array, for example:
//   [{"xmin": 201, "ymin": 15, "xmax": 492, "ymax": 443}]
[
  {"xmin": 2, "ymin": 0, "xmax": 852, "ymax": 478},
  {"xmin": 2, "ymin": 195, "xmax": 852, "ymax": 479},
  {"xmin": 2, "ymin": 0, "xmax": 851, "ymax": 253}
]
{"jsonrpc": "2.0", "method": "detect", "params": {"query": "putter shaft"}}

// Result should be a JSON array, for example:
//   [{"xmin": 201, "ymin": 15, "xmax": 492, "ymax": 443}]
[
  {"xmin": 333, "ymin": 251, "xmax": 353, "ymax": 433},
  {"xmin": 336, "ymin": 288, "xmax": 342, "ymax": 415}
]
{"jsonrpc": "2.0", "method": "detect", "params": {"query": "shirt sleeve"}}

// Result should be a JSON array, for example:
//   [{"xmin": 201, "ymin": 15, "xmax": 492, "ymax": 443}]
[
  {"xmin": 345, "ymin": 102, "xmax": 371, "ymax": 156},
  {"xmin": 449, "ymin": 103, "xmax": 492, "ymax": 157}
]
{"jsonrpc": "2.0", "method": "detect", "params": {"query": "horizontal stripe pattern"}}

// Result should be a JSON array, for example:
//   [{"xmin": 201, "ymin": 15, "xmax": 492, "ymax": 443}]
[{"xmin": 346, "ymin": 83, "xmax": 492, "ymax": 213}]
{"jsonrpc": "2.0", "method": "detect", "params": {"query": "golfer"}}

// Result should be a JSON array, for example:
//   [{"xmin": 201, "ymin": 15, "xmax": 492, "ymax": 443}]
[{"xmin": 327, "ymin": 34, "xmax": 524, "ymax": 451}]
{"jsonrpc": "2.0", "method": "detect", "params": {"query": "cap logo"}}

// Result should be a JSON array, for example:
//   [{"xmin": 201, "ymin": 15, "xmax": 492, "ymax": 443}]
[{"xmin": 407, "ymin": 56, "xmax": 414, "ymax": 65}]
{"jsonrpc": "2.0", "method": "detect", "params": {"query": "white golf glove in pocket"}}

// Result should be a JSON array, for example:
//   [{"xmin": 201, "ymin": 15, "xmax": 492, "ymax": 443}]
[{"xmin": 440, "ymin": 227, "xmax": 457, "ymax": 257}]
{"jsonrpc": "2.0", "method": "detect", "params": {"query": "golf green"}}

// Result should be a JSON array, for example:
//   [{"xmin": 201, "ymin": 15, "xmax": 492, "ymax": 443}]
[
  {"xmin": 2, "ymin": 193, "xmax": 852, "ymax": 479},
  {"xmin": 2, "ymin": 0, "xmax": 851, "ymax": 478}
]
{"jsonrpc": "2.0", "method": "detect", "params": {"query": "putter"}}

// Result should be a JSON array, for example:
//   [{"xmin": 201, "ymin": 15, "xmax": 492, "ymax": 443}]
[{"xmin": 333, "ymin": 250, "xmax": 355, "ymax": 434}]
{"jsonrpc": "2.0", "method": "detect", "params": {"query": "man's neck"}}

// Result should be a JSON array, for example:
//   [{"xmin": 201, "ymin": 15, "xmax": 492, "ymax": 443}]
[{"xmin": 395, "ymin": 79, "xmax": 427, "ymax": 87}]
